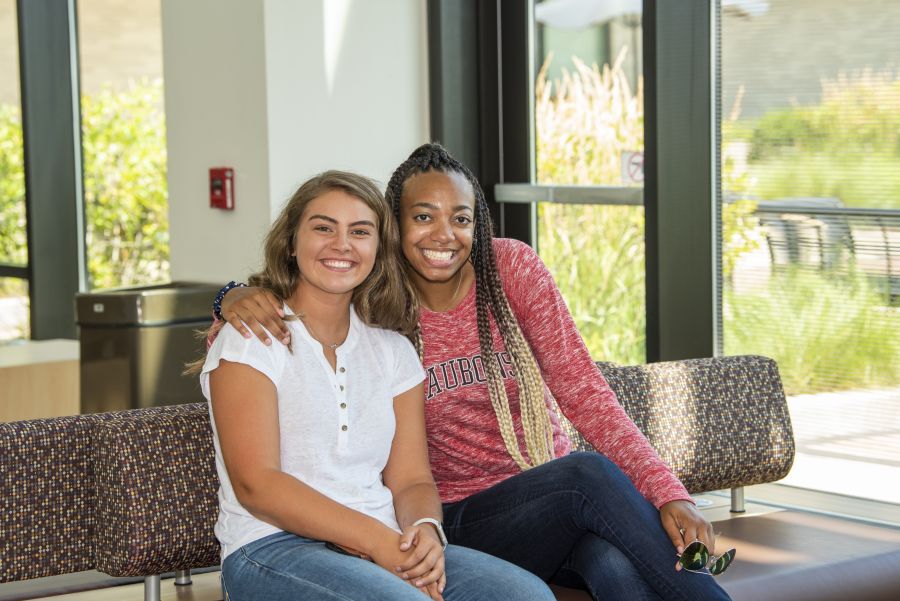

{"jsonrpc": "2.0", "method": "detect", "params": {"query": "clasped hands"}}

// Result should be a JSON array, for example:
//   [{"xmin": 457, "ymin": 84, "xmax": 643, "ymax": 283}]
[{"xmin": 339, "ymin": 523, "xmax": 446, "ymax": 600}]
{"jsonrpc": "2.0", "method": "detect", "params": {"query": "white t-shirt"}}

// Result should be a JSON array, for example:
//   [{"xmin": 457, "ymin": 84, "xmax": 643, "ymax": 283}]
[{"xmin": 200, "ymin": 305, "xmax": 425, "ymax": 560}]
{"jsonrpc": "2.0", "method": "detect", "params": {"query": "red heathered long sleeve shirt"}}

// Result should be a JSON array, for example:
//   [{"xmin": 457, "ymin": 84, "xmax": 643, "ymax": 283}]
[{"xmin": 419, "ymin": 238, "xmax": 691, "ymax": 508}]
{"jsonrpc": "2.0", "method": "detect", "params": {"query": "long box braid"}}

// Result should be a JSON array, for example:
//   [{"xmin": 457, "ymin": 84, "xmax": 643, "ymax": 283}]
[{"xmin": 386, "ymin": 143, "xmax": 555, "ymax": 470}]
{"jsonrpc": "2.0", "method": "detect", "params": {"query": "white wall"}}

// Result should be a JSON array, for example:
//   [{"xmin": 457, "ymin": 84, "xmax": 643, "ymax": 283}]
[
  {"xmin": 162, "ymin": 0, "xmax": 272, "ymax": 283},
  {"xmin": 163, "ymin": 0, "xmax": 429, "ymax": 283}
]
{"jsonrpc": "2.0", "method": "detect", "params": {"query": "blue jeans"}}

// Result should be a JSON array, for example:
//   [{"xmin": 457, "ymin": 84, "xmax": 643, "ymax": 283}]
[
  {"xmin": 222, "ymin": 530, "xmax": 555, "ymax": 601},
  {"xmin": 442, "ymin": 452, "xmax": 733, "ymax": 601}
]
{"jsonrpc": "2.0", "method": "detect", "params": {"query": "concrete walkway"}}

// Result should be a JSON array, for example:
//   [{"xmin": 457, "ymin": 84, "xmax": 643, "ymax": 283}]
[{"xmin": 781, "ymin": 387, "xmax": 900, "ymax": 503}]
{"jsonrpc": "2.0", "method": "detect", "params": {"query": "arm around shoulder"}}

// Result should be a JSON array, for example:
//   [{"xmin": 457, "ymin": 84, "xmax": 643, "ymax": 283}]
[{"xmin": 218, "ymin": 283, "xmax": 291, "ymax": 346}]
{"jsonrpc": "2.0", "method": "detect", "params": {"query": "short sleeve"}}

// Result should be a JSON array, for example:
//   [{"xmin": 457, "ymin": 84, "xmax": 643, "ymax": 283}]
[
  {"xmin": 389, "ymin": 333, "xmax": 426, "ymax": 397},
  {"xmin": 199, "ymin": 323, "xmax": 287, "ymax": 400}
]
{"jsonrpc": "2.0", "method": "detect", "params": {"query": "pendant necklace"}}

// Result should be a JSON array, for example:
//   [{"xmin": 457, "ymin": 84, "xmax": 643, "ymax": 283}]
[{"xmin": 297, "ymin": 312, "xmax": 344, "ymax": 350}]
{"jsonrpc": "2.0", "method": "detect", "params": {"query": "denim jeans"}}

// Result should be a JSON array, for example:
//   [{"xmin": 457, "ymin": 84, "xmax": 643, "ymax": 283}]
[
  {"xmin": 221, "ymin": 530, "xmax": 555, "ymax": 601},
  {"xmin": 442, "ymin": 452, "xmax": 733, "ymax": 601}
]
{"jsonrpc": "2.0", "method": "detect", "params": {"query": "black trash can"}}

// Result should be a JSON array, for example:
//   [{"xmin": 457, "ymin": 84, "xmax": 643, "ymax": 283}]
[{"xmin": 76, "ymin": 282, "xmax": 220, "ymax": 413}]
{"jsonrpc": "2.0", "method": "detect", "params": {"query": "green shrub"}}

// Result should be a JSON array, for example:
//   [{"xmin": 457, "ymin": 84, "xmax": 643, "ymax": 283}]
[
  {"xmin": 538, "ymin": 203, "xmax": 646, "ymax": 365},
  {"xmin": 82, "ymin": 79, "xmax": 169, "ymax": 289},
  {"xmin": 0, "ymin": 79, "xmax": 169, "ymax": 297},
  {"xmin": 724, "ymin": 268, "xmax": 900, "ymax": 394},
  {"xmin": 0, "ymin": 103, "xmax": 27, "ymax": 271},
  {"xmin": 745, "ymin": 70, "xmax": 900, "ymax": 209},
  {"xmin": 536, "ymin": 54, "xmax": 645, "ymax": 364},
  {"xmin": 749, "ymin": 153, "xmax": 900, "ymax": 209},
  {"xmin": 722, "ymin": 69, "xmax": 900, "ymax": 392}
]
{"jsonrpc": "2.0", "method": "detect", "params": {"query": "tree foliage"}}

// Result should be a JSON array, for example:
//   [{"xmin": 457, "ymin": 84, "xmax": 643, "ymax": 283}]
[
  {"xmin": 0, "ymin": 79, "xmax": 169, "ymax": 294},
  {"xmin": 0, "ymin": 103, "xmax": 26, "ymax": 270},
  {"xmin": 81, "ymin": 79, "xmax": 169, "ymax": 289},
  {"xmin": 746, "ymin": 70, "xmax": 900, "ymax": 209}
]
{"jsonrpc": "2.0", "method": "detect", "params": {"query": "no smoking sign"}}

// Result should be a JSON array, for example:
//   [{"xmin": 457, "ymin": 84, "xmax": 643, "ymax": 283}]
[{"xmin": 621, "ymin": 151, "xmax": 644, "ymax": 185}]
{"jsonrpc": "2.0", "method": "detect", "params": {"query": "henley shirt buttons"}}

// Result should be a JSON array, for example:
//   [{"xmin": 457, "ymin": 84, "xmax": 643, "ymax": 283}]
[
  {"xmin": 339, "ymin": 367, "xmax": 346, "ymax": 373},
  {"xmin": 341, "ymin": 425, "xmax": 348, "ymax": 431},
  {"xmin": 340, "ymin": 385, "xmax": 344, "ymax": 391},
  {"xmin": 340, "ymin": 403, "xmax": 347, "ymax": 409}
]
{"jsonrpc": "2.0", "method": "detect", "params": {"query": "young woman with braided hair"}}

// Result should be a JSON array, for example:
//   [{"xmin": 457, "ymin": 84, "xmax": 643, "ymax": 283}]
[{"xmin": 215, "ymin": 144, "xmax": 732, "ymax": 601}]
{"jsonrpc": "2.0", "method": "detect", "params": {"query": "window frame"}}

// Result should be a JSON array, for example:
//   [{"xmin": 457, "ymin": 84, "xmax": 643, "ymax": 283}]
[
  {"xmin": 432, "ymin": 0, "xmax": 718, "ymax": 363},
  {"xmin": 16, "ymin": 0, "xmax": 86, "ymax": 340}
]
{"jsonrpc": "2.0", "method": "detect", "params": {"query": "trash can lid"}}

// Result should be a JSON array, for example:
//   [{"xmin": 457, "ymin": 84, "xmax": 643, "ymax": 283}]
[{"xmin": 75, "ymin": 281, "xmax": 221, "ymax": 326}]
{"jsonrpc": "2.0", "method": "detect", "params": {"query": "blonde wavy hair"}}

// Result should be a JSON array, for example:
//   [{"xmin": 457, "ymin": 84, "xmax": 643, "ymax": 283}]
[
  {"xmin": 250, "ymin": 170, "xmax": 417, "ymax": 335},
  {"xmin": 186, "ymin": 170, "xmax": 417, "ymax": 374}
]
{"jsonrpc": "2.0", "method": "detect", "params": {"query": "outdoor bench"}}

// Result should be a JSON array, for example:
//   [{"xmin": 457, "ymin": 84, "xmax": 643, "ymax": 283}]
[
  {"xmin": 2, "ymin": 355, "xmax": 900, "ymax": 601},
  {"xmin": 756, "ymin": 196, "xmax": 900, "ymax": 300}
]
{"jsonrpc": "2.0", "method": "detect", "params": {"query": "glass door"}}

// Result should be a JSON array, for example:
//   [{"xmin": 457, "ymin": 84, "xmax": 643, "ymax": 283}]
[{"xmin": 532, "ymin": 0, "xmax": 646, "ymax": 364}]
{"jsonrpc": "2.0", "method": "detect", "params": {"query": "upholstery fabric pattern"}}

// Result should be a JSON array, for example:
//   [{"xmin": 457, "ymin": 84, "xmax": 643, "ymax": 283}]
[
  {"xmin": 559, "ymin": 355, "xmax": 795, "ymax": 494},
  {"xmin": 3, "ymin": 355, "xmax": 793, "ymax": 585},
  {"xmin": 0, "ymin": 412, "xmax": 115, "ymax": 582},
  {"xmin": 93, "ymin": 403, "xmax": 220, "ymax": 576}
]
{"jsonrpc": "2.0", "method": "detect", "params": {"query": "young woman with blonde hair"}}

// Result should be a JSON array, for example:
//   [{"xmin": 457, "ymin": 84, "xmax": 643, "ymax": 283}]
[
  {"xmin": 215, "ymin": 148, "xmax": 733, "ymax": 601},
  {"xmin": 198, "ymin": 169, "xmax": 554, "ymax": 601}
]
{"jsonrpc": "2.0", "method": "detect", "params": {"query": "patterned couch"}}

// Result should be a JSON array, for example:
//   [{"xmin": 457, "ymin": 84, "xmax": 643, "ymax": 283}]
[{"xmin": 3, "ymin": 355, "xmax": 899, "ymax": 601}]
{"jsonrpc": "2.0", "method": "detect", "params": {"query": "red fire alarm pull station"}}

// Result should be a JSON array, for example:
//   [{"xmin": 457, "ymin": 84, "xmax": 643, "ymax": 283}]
[{"xmin": 210, "ymin": 167, "xmax": 235, "ymax": 210}]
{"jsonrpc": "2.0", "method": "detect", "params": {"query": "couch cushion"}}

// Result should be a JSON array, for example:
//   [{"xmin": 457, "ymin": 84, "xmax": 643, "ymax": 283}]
[
  {"xmin": 549, "ymin": 584, "xmax": 591, "ymax": 600},
  {"xmin": 559, "ymin": 356, "xmax": 796, "ymax": 494},
  {"xmin": 0, "ymin": 412, "xmax": 116, "ymax": 582},
  {"xmin": 93, "ymin": 403, "xmax": 220, "ymax": 576}
]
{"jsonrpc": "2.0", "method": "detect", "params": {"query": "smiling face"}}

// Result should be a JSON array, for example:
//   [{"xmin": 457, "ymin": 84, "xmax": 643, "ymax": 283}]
[
  {"xmin": 399, "ymin": 170, "xmax": 475, "ymax": 288},
  {"xmin": 292, "ymin": 189, "xmax": 379, "ymax": 301}
]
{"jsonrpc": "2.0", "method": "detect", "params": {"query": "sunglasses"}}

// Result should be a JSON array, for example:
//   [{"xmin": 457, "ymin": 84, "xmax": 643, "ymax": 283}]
[{"xmin": 678, "ymin": 540, "xmax": 736, "ymax": 576}]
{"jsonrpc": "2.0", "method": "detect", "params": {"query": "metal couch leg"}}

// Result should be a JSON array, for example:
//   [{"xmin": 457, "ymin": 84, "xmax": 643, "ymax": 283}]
[
  {"xmin": 144, "ymin": 575, "xmax": 161, "ymax": 601},
  {"xmin": 730, "ymin": 486, "xmax": 746, "ymax": 513},
  {"xmin": 175, "ymin": 569, "xmax": 192, "ymax": 586}
]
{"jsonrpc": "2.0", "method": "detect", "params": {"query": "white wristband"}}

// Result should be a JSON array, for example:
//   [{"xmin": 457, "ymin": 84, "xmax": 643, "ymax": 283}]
[{"xmin": 413, "ymin": 517, "xmax": 448, "ymax": 550}]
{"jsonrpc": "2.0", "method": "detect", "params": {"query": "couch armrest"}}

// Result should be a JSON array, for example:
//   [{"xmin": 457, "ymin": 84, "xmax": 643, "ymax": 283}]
[
  {"xmin": 93, "ymin": 403, "xmax": 220, "ymax": 576},
  {"xmin": 0, "ymin": 412, "xmax": 116, "ymax": 582},
  {"xmin": 560, "ymin": 355, "xmax": 795, "ymax": 494}
]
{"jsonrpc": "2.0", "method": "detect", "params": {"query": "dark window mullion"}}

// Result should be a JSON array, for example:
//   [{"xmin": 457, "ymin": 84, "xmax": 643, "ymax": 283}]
[
  {"xmin": 427, "ymin": 0, "xmax": 534, "ymax": 246},
  {"xmin": 0, "ymin": 265, "xmax": 30, "ymax": 279},
  {"xmin": 17, "ymin": 0, "xmax": 85, "ymax": 339},
  {"xmin": 644, "ymin": 0, "xmax": 715, "ymax": 362}
]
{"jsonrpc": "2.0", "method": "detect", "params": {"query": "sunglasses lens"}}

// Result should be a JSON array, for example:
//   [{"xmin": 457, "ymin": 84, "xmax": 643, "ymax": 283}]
[
  {"xmin": 709, "ymin": 548, "xmax": 736, "ymax": 575},
  {"xmin": 679, "ymin": 541, "xmax": 709, "ymax": 571}
]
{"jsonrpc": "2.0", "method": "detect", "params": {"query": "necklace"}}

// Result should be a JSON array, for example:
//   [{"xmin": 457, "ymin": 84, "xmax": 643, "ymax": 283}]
[
  {"xmin": 296, "ymin": 312, "xmax": 345, "ymax": 350},
  {"xmin": 428, "ymin": 268, "xmax": 465, "ymax": 312}
]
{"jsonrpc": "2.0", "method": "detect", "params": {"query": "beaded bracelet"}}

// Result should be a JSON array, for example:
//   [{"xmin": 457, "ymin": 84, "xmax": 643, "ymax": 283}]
[{"xmin": 213, "ymin": 281, "xmax": 247, "ymax": 320}]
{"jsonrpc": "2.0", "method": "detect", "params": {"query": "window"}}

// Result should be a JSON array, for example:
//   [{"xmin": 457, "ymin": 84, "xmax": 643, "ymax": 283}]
[
  {"xmin": 0, "ymin": 0, "xmax": 28, "ymax": 342},
  {"xmin": 718, "ymin": 0, "xmax": 900, "ymax": 503},
  {"xmin": 532, "ymin": 0, "xmax": 645, "ymax": 364},
  {"xmin": 77, "ymin": 0, "xmax": 169, "ymax": 290}
]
